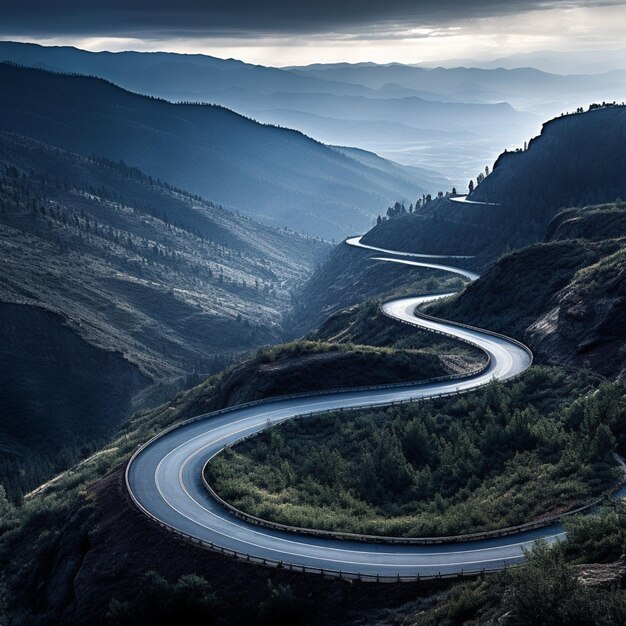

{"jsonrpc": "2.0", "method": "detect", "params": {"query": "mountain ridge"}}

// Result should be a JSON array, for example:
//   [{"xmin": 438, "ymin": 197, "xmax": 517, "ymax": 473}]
[{"xmin": 0, "ymin": 62, "xmax": 432, "ymax": 239}]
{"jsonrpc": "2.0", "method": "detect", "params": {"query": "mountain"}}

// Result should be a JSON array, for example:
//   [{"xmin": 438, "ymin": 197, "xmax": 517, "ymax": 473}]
[
  {"xmin": 446, "ymin": 48, "xmax": 626, "ymax": 75},
  {"xmin": 0, "ymin": 41, "xmax": 379, "ymax": 98},
  {"xmin": 470, "ymin": 105, "xmax": 626, "ymax": 210},
  {"xmin": 0, "ymin": 130, "xmax": 329, "ymax": 501},
  {"xmin": 330, "ymin": 145, "xmax": 450, "ymax": 193},
  {"xmin": 0, "ymin": 63, "xmax": 434, "ymax": 240},
  {"xmin": 1, "ymin": 200, "xmax": 624, "ymax": 625},
  {"xmin": 426, "ymin": 201, "xmax": 626, "ymax": 375},
  {"xmin": 4, "ymin": 43, "xmax": 626, "ymax": 185},
  {"xmin": 0, "ymin": 42, "xmax": 542, "ymax": 183},
  {"xmin": 289, "ymin": 62, "xmax": 626, "ymax": 111},
  {"xmin": 360, "ymin": 105, "xmax": 626, "ymax": 262}
]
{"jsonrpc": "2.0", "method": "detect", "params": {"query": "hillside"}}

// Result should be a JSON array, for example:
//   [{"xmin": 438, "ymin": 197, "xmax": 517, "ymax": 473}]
[
  {"xmin": 205, "ymin": 203, "xmax": 626, "ymax": 541},
  {"xmin": 470, "ymin": 105, "xmax": 626, "ymax": 210},
  {"xmin": 0, "ymin": 62, "xmax": 434, "ymax": 239},
  {"xmin": 0, "ymin": 131, "xmax": 328, "ymax": 500},
  {"xmin": 0, "ymin": 322, "xmax": 480, "ymax": 624},
  {"xmin": 360, "ymin": 106, "xmax": 626, "ymax": 262},
  {"xmin": 1, "ymin": 202, "xmax": 625, "ymax": 625},
  {"xmin": 426, "ymin": 202, "xmax": 626, "ymax": 375},
  {"xmin": 287, "ymin": 240, "xmax": 476, "ymax": 334}
]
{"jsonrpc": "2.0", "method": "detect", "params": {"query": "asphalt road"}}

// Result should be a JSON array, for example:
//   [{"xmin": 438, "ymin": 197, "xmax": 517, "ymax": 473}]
[
  {"xmin": 449, "ymin": 195, "xmax": 500, "ymax": 206},
  {"xmin": 126, "ymin": 237, "xmax": 550, "ymax": 579}
]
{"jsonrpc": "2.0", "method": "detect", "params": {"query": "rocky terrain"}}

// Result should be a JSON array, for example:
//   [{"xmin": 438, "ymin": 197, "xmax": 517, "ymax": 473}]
[{"xmin": 427, "ymin": 202, "xmax": 626, "ymax": 375}]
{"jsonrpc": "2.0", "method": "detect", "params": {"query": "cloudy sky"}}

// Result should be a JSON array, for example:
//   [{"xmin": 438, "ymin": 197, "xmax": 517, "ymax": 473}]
[{"xmin": 2, "ymin": 0, "xmax": 626, "ymax": 66}]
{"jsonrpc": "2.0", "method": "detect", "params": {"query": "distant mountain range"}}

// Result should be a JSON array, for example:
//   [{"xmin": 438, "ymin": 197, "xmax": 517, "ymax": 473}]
[
  {"xmin": 3, "ymin": 41, "xmax": 625, "ymax": 186},
  {"xmin": 0, "ymin": 41, "xmax": 567, "ymax": 182},
  {"xmin": 0, "ymin": 62, "xmax": 440, "ymax": 239},
  {"xmin": 434, "ymin": 48, "xmax": 626, "ymax": 76}
]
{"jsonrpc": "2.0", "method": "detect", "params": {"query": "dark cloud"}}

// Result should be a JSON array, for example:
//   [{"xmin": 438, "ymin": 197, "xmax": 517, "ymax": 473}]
[{"xmin": 2, "ymin": 0, "xmax": 622, "ymax": 38}]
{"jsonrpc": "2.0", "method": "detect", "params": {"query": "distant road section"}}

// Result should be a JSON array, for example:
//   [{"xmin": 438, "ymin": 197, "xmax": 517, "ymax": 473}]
[
  {"xmin": 345, "ymin": 235, "xmax": 474, "ymax": 259},
  {"xmin": 126, "ymin": 238, "xmax": 545, "ymax": 580},
  {"xmin": 449, "ymin": 195, "xmax": 500, "ymax": 205}
]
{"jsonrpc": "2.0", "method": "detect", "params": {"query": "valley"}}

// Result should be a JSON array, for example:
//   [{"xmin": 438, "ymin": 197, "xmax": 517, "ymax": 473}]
[
  {"xmin": 0, "ymin": 30, "xmax": 626, "ymax": 626},
  {"xmin": 0, "ymin": 130, "xmax": 329, "ymax": 500}
]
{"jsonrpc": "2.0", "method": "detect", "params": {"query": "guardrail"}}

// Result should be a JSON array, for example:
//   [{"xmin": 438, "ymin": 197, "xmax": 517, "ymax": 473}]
[
  {"xmin": 136, "ymin": 514, "xmax": 508, "ymax": 582},
  {"xmin": 124, "ymin": 250, "xmax": 542, "ymax": 580},
  {"xmin": 202, "ymin": 450, "xmax": 616, "ymax": 545},
  {"xmin": 121, "ymin": 468, "xmax": 509, "ymax": 583},
  {"xmin": 197, "ymin": 304, "xmax": 554, "ymax": 547}
]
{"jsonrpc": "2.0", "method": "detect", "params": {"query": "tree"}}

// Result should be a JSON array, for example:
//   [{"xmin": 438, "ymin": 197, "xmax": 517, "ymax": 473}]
[
  {"xmin": 468, "ymin": 180, "xmax": 474, "ymax": 194},
  {"xmin": 591, "ymin": 424, "xmax": 615, "ymax": 460}
]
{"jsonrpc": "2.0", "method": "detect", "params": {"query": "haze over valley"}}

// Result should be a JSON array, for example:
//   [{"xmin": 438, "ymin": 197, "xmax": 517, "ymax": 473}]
[
  {"xmin": 1, "ymin": 2, "xmax": 626, "ymax": 624},
  {"xmin": 4, "ymin": 41, "xmax": 626, "ymax": 185}
]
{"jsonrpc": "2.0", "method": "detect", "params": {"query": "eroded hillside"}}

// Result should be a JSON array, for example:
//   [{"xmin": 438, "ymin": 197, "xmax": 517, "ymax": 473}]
[{"xmin": 0, "ymin": 132, "xmax": 328, "ymax": 499}]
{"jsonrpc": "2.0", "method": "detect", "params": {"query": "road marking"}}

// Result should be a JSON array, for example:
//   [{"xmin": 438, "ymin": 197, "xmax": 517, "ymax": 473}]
[{"xmin": 129, "ymin": 237, "xmax": 536, "ymax": 574}]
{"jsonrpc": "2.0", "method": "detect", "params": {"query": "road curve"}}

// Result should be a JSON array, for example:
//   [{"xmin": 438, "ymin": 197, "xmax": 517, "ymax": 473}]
[
  {"xmin": 448, "ymin": 195, "xmax": 500, "ymax": 206},
  {"xmin": 126, "ymin": 237, "xmax": 548, "ymax": 579}
]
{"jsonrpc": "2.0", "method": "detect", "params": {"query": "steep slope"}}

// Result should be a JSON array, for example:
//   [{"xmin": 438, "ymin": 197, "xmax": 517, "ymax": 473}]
[
  {"xmin": 0, "ymin": 131, "xmax": 328, "ymax": 500},
  {"xmin": 0, "ymin": 62, "xmax": 432, "ymax": 239},
  {"xmin": 331, "ymin": 145, "xmax": 450, "ymax": 192},
  {"xmin": 361, "ymin": 106, "xmax": 626, "ymax": 261},
  {"xmin": 426, "ymin": 202, "xmax": 626, "ymax": 375},
  {"xmin": 470, "ymin": 105, "xmax": 626, "ymax": 210}
]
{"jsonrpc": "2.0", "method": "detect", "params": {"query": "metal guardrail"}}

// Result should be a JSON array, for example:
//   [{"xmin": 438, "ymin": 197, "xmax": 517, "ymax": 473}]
[
  {"xmin": 201, "ymin": 455, "xmax": 614, "ymax": 545},
  {"xmin": 124, "ymin": 249, "xmax": 542, "ymax": 579},
  {"xmin": 121, "ymin": 471, "xmax": 505, "ymax": 584},
  {"xmin": 139, "ymin": 516, "xmax": 504, "ymax": 583},
  {"xmin": 201, "ymin": 303, "xmax": 626, "ymax": 549}
]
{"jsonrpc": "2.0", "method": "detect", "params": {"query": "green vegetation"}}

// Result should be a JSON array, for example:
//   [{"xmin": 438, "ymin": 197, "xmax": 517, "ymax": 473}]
[
  {"xmin": 107, "ymin": 574, "xmax": 305, "ymax": 626},
  {"xmin": 206, "ymin": 367, "xmax": 625, "ymax": 537},
  {"xmin": 396, "ymin": 503, "xmax": 626, "ymax": 626},
  {"xmin": 426, "ymin": 203, "xmax": 626, "ymax": 375},
  {"xmin": 107, "ymin": 572, "xmax": 218, "ymax": 625},
  {"xmin": 207, "ymin": 340, "xmax": 455, "ymax": 408}
]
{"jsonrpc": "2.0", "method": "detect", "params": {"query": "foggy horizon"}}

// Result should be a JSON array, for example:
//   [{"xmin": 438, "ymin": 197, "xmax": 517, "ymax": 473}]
[{"xmin": 2, "ymin": 1, "xmax": 626, "ymax": 69}]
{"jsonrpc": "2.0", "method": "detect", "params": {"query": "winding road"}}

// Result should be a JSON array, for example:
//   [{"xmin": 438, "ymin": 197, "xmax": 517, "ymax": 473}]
[{"xmin": 125, "ymin": 235, "xmax": 570, "ymax": 581}]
